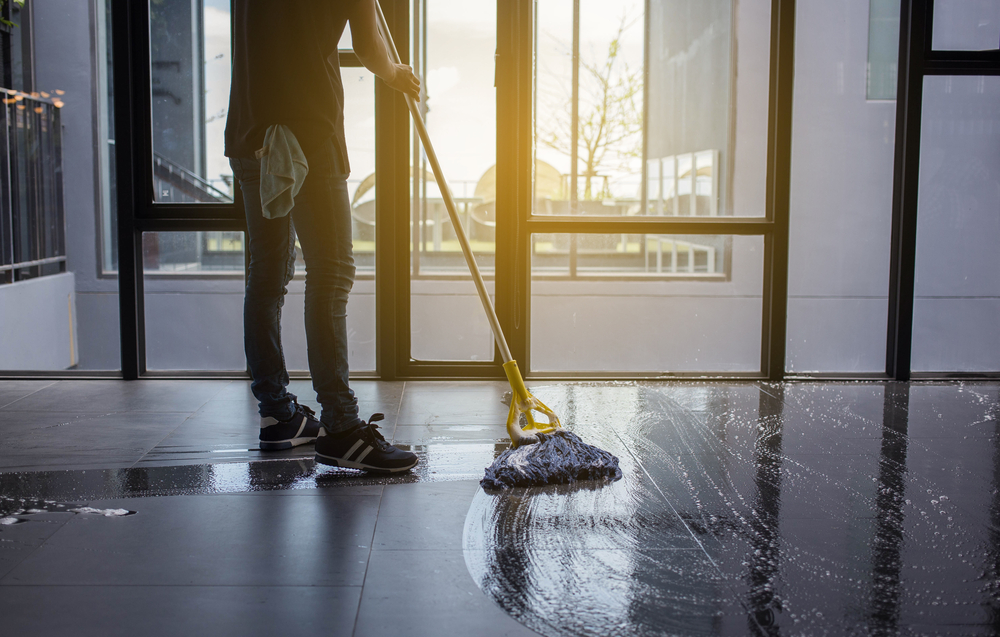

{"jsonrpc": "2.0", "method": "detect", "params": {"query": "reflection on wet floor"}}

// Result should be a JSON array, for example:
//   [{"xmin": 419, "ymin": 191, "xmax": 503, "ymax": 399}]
[
  {"xmin": 464, "ymin": 382, "xmax": 1000, "ymax": 636},
  {"xmin": 0, "ymin": 441, "xmax": 511, "ymax": 505},
  {"xmin": 3, "ymin": 381, "xmax": 1000, "ymax": 635}
]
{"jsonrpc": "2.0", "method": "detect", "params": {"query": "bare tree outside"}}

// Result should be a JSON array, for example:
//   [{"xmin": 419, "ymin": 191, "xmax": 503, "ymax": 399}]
[{"xmin": 538, "ymin": 14, "xmax": 643, "ymax": 201}]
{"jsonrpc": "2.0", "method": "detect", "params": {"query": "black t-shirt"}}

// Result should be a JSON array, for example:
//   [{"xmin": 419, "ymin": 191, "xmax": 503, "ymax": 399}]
[{"xmin": 225, "ymin": 0, "xmax": 355, "ymax": 173}]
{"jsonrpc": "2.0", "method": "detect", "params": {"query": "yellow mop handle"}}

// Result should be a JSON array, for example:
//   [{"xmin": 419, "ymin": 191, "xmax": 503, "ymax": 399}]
[{"xmin": 374, "ymin": 2, "xmax": 513, "ymax": 365}]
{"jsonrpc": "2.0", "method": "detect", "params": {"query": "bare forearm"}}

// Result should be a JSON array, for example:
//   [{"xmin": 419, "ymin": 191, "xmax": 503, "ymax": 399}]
[
  {"xmin": 350, "ymin": 0, "xmax": 396, "ymax": 82},
  {"xmin": 349, "ymin": 0, "xmax": 421, "ymax": 99}
]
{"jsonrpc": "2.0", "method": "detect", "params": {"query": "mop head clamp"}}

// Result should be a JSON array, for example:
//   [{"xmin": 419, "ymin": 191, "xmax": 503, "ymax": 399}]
[
  {"xmin": 481, "ymin": 429, "xmax": 623, "ymax": 490},
  {"xmin": 503, "ymin": 361, "xmax": 561, "ymax": 448}
]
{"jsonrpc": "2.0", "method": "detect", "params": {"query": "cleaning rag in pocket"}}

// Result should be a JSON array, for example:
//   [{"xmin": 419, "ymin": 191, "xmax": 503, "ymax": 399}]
[{"xmin": 255, "ymin": 124, "xmax": 308, "ymax": 219}]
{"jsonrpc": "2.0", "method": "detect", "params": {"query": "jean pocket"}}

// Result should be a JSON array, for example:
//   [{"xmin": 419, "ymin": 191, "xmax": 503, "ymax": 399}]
[
  {"xmin": 229, "ymin": 158, "xmax": 244, "ymax": 182},
  {"xmin": 231, "ymin": 157, "xmax": 260, "ymax": 183}
]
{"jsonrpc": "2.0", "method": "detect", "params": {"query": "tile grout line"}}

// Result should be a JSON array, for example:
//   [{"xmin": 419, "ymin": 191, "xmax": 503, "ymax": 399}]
[
  {"xmin": 390, "ymin": 381, "xmax": 407, "ymax": 443},
  {"xmin": 352, "ymin": 482, "xmax": 384, "ymax": 637},
  {"xmin": 0, "ymin": 509, "xmax": 84, "ymax": 585},
  {"xmin": 127, "ymin": 380, "xmax": 240, "ymax": 469},
  {"xmin": 128, "ymin": 412, "xmax": 201, "ymax": 469},
  {"xmin": 0, "ymin": 380, "xmax": 59, "ymax": 410}
]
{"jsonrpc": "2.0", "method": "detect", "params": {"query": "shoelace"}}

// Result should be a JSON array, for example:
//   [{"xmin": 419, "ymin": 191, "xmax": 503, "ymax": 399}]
[
  {"xmin": 360, "ymin": 413, "xmax": 389, "ymax": 449},
  {"xmin": 292, "ymin": 399, "xmax": 317, "ymax": 421}
]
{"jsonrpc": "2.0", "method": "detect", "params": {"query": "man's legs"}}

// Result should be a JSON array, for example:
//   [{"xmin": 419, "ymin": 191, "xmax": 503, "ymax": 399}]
[
  {"xmin": 232, "ymin": 156, "xmax": 300, "ymax": 420},
  {"xmin": 292, "ymin": 144, "xmax": 416, "ymax": 472},
  {"xmin": 232, "ymin": 156, "xmax": 323, "ymax": 452},
  {"xmin": 233, "ymin": 144, "xmax": 414, "ymax": 471},
  {"xmin": 287, "ymin": 150, "xmax": 361, "ymax": 434}
]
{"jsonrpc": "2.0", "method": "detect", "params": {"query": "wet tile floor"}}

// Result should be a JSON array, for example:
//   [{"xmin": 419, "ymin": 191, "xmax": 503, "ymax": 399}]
[{"xmin": 0, "ymin": 379, "xmax": 999, "ymax": 636}]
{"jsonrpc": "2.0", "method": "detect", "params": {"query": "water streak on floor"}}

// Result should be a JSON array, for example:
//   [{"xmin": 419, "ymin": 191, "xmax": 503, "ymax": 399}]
[
  {"xmin": 0, "ymin": 442, "xmax": 510, "ymax": 503},
  {"xmin": 464, "ymin": 383, "xmax": 1000, "ymax": 636},
  {"xmin": 4, "ymin": 380, "xmax": 1000, "ymax": 635}
]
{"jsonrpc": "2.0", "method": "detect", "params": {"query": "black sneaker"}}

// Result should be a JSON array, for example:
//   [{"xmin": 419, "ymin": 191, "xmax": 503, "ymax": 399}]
[
  {"xmin": 315, "ymin": 413, "xmax": 418, "ymax": 473},
  {"xmin": 259, "ymin": 401, "xmax": 324, "ymax": 451}
]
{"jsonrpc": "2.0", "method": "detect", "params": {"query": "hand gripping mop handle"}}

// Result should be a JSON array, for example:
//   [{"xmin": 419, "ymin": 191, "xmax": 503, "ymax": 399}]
[{"xmin": 375, "ymin": 2, "xmax": 559, "ymax": 446}]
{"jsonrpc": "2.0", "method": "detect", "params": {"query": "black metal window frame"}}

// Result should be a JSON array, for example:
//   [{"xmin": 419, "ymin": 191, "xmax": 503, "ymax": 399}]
[
  {"xmin": 885, "ymin": 0, "xmax": 1000, "ymax": 381},
  {"xmin": 101, "ymin": 0, "xmax": 997, "ymax": 382}
]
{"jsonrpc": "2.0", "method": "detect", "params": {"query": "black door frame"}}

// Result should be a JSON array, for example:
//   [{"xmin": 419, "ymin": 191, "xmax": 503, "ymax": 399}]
[{"xmin": 885, "ymin": 0, "xmax": 1000, "ymax": 381}]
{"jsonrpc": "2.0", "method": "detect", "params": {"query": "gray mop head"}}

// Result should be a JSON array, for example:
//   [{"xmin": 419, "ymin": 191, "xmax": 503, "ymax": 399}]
[{"xmin": 480, "ymin": 429, "xmax": 622, "ymax": 490}]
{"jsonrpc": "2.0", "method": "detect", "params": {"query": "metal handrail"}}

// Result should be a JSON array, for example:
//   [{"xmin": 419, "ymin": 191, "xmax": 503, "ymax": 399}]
[
  {"xmin": 0, "ymin": 90, "xmax": 65, "ymax": 281},
  {"xmin": 153, "ymin": 152, "xmax": 232, "ymax": 203}
]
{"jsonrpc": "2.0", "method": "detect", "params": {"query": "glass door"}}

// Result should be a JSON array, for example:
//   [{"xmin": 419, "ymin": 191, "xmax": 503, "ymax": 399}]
[
  {"xmin": 407, "ymin": 0, "xmax": 499, "ymax": 364},
  {"xmin": 526, "ymin": 0, "xmax": 775, "ymax": 377}
]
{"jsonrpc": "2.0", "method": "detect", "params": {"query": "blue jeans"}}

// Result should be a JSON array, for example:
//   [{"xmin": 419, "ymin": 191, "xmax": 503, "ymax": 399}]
[{"xmin": 230, "ymin": 141, "xmax": 360, "ymax": 433}]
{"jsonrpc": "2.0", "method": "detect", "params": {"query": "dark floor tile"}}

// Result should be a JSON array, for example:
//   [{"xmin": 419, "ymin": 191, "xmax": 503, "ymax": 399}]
[
  {"xmin": 621, "ymin": 431, "xmax": 839, "ymax": 538},
  {"xmin": 288, "ymin": 379, "xmax": 405, "ymax": 407},
  {"xmin": 394, "ymin": 440, "xmax": 507, "ymax": 482},
  {"xmin": 0, "ymin": 454, "xmax": 151, "ymax": 472},
  {"xmin": 529, "ymin": 384, "xmax": 765, "ymax": 453},
  {"xmin": 0, "ymin": 508, "xmax": 92, "ymax": 579},
  {"xmin": 170, "ymin": 397, "xmax": 260, "ymax": 428},
  {"xmin": 902, "ymin": 623, "xmax": 1000, "ymax": 636},
  {"xmin": 397, "ymin": 381, "xmax": 509, "ymax": 425},
  {"xmin": 903, "ymin": 434, "xmax": 1000, "ymax": 467},
  {"xmin": 0, "ymin": 543, "xmax": 33, "ymax": 580},
  {"xmin": 1, "ymin": 493, "xmax": 380, "ymax": 586},
  {"xmin": 132, "ymin": 449, "xmax": 295, "ymax": 467},
  {"xmin": 0, "ymin": 380, "xmax": 998, "ymax": 637},
  {"xmin": 701, "ymin": 492, "xmax": 998, "ymax": 636},
  {"xmin": 466, "ymin": 474, "xmax": 698, "ymax": 553},
  {"xmin": 350, "ymin": 380, "xmax": 405, "ymax": 405},
  {"xmin": 3, "ymin": 380, "xmax": 227, "ymax": 413},
  {"xmin": 0, "ymin": 511, "xmax": 76, "ymax": 548},
  {"xmin": 374, "ymin": 480, "xmax": 480, "ymax": 550},
  {"xmin": 706, "ymin": 518, "xmax": 891, "ymax": 635},
  {"xmin": 898, "ymin": 443, "xmax": 997, "ymax": 523},
  {"xmin": 907, "ymin": 384, "xmax": 1000, "ymax": 439},
  {"xmin": 466, "ymin": 547, "xmax": 741, "ymax": 637},
  {"xmin": 203, "ymin": 383, "xmax": 402, "ymax": 429},
  {"xmin": 392, "ymin": 423, "xmax": 509, "ymax": 444},
  {"xmin": 356, "ymin": 548, "xmax": 541, "ymax": 637},
  {"xmin": 0, "ymin": 411, "xmax": 189, "ymax": 458},
  {"xmin": 0, "ymin": 585, "xmax": 361, "ymax": 637},
  {"xmin": 779, "ymin": 382, "xmax": 888, "ymax": 435},
  {"xmin": 195, "ymin": 380, "xmax": 254, "ymax": 402},
  {"xmin": 0, "ymin": 462, "xmax": 388, "ymax": 502},
  {"xmin": 652, "ymin": 382, "xmax": 767, "ymax": 416},
  {"xmin": 236, "ymin": 483, "xmax": 384, "ymax": 498},
  {"xmin": 0, "ymin": 381, "xmax": 56, "ymax": 409}
]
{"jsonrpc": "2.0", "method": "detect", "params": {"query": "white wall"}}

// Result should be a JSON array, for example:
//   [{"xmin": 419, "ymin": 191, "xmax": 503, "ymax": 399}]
[{"xmin": 0, "ymin": 273, "xmax": 78, "ymax": 370}]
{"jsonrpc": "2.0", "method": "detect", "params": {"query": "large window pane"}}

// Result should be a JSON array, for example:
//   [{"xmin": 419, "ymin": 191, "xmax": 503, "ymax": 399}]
[
  {"xmin": 409, "ymin": 0, "xmax": 496, "ymax": 362},
  {"xmin": 530, "ymin": 234, "xmax": 763, "ymax": 373},
  {"xmin": 533, "ymin": 0, "xmax": 771, "ymax": 218},
  {"xmin": 932, "ymin": 0, "xmax": 1000, "ymax": 51},
  {"xmin": 0, "ymin": 1, "xmax": 120, "ymax": 372},
  {"xmin": 912, "ymin": 76, "xmax": 1000, "ymax": 373},
  {"xmin": 149, "ymin": 0, "xmax": 233, "ymax": 203},
  {"xmin": 143, "ymin": 231, "xmax": 245, "ymax": 371},
  {"xmin": 785, "ymin": 0, "xmax": 895, "ymax": 373}
]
